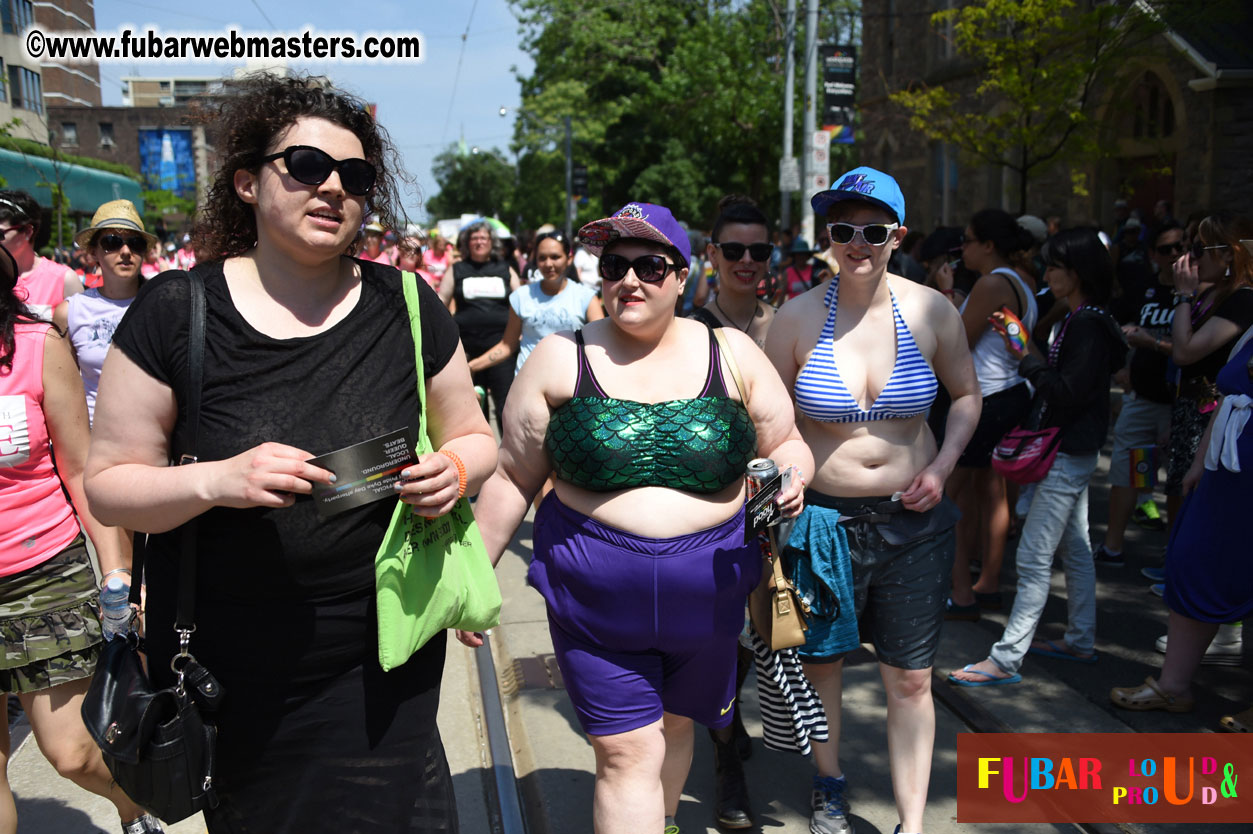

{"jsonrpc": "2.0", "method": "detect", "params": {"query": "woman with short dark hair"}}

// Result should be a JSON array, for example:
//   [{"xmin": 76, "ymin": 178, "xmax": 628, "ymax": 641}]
[{"xmin": 951, "ymin": 227, "xmax": 1126, "ymax": 685}]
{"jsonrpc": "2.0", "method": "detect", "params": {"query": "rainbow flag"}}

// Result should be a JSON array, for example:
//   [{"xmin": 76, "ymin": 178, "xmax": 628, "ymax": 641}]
[{"xmin": 1130, "ymin": 446, "xmax": 1157, "ymax": 489}]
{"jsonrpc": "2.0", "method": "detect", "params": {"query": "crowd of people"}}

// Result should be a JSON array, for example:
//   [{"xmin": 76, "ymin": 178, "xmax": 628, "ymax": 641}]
[{"xmin": 0, "ymin": 71, "xmax": 1250, "ymax": 834}]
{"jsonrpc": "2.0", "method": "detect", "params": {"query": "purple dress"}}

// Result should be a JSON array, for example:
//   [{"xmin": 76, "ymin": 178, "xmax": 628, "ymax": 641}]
[{"xmin": 1164, "ymin": 334, "xmax": 1253, "ymax": 622}]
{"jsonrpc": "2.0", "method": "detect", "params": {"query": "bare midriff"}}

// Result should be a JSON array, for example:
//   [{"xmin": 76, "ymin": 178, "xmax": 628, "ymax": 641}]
[
  {"xmin": 552, "ymin": 479, "xmax": 747, "ymax": 539},
  {"xmin": 802, "ymin": 413, "xmax": 938, "ymax": 498}
]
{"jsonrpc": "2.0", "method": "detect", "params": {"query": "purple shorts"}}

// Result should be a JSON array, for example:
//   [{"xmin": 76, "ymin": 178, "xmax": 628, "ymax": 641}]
[{"xmin": 528, "ymin": 494, "xmax": 761, "ymax": 736}]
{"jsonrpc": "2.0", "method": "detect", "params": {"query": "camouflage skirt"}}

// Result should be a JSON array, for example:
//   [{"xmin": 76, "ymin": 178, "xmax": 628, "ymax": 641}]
[{"xmin": 0, "ymin": 537, "xmax": 103, "ymax": 694}]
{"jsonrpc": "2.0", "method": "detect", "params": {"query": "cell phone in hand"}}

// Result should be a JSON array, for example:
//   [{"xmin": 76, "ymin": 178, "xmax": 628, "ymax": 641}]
[{"xmin": 990, "ymin": 306, "xmax": 1029, "ymax": 353}]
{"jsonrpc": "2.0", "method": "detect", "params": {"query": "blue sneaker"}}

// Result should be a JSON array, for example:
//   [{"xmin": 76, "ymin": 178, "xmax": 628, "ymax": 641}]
[
  {"xmin": 810, "ymin": 775, "xmax": 853, "ymax": 834},
  {"xmin": 1150, "ymin": 583, "xmax": 1165, "ymax": 598},
  {"xmin": 1141, "ymin": 567, "xmax": 1166, "ymax": 582}
]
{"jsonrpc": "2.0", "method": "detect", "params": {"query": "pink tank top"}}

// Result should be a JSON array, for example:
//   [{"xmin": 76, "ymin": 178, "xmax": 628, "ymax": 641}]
[
  {"xmin": 15, "ymin": 256, "xmax": 70, "ymax": 321},
  {"xmin": 0, "ymin": 323, "xmax": 80, "ymax": 575}
]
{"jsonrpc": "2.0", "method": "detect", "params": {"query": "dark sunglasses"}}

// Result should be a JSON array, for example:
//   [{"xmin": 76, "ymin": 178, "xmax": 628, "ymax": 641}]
[
  {"xmin": 1155, "ymin": 241, "xmax": 1185, "ymax": 256},
  {"xmin": 599, "ymin": 253, "xmax": 680, "ymax": 284},
  {"xmin": 1191, "ymin": 241, "xmax": 1228, "ymax": 260},
  {"xmin": 262, "ymin": 145, "xmax": 377, "ymax": 196},
  {"xmin": 97, "ymin": 233, "xmax": 148, "ymax": 253},
  {"xmin": 714, "ymin": 241, "xmax": 773, "ymax": 262},
  {"xmin": 828, "ymin": 222, "xmax": 899, "ymax": 246}
]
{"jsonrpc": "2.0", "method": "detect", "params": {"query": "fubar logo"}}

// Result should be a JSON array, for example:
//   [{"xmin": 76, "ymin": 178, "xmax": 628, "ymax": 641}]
[
  {"xmin": 838, "ymin": 173, "xmax": 874, "ymax": 195},
  {"xmin": 957, "ymin": 733, "xmax": 1250, "ymax": 823}
]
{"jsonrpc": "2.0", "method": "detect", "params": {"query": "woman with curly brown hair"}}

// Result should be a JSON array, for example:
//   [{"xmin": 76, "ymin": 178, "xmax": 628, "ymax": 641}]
[{"xmin": 84, "ymin": 74, "xmax": 496, "ymax": 832}]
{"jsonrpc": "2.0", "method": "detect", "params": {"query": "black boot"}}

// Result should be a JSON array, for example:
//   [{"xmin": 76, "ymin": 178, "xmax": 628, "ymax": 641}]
[
  {"xmin": 711, "ymin": 730, "xmax": 752, "ymax": 830},
  {"xmin": 732, "ymin": 644, "xmax": 753, "ymax": 760}
]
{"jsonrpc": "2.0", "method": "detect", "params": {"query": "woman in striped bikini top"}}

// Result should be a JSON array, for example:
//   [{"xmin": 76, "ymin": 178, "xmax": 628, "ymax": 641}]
[
  {"xmin": 794, "ymin": 275, "xmax": 940, "ymax": 423},
  {"xmin": 766, "ymin": 195, "xmax": 982, "ymax": 509}
]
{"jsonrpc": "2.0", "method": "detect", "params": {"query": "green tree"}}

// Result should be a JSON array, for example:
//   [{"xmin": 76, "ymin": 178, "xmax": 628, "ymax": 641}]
[
  {"xmin": 888, "ymin": 0, "xmax": 1197, "ymax": 213},
  {"xmin": 425, "ymin": 145, "xmax": 517, "ymax": 220},
  {"xmin": 506, "ymin": 0, "xmax": 861, "ymax": 231}
]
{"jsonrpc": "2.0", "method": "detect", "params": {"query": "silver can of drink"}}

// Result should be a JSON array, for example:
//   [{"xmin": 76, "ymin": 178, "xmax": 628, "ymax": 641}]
[{"xmin": 746, "ymin": 457, "xmax": 778, "ymax": 496}]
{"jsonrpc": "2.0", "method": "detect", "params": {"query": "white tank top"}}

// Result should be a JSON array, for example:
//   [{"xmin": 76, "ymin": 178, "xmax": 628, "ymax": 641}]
[{"xmin": 962, "ymin": 267, "xmax": 1038, "ymax": 397}]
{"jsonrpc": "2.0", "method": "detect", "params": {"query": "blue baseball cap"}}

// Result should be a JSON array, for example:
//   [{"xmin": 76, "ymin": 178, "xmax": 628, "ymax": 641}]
[
  {"xmin": 811, "ymin": 166, "xmax": 906, "ymax": 226},
  {"xmin": 577, "ymin": 202, "xmax": 691, "ymax": 267}
]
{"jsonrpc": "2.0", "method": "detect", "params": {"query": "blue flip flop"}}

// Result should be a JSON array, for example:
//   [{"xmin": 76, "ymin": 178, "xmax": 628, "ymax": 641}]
[
  {"xmin": 947, "ymin": 664, "xmax": 1022, "ymax": 687},
  {"xmin": 1028, "ymin": 639, "xmax": 1098, "ymax": 664}
]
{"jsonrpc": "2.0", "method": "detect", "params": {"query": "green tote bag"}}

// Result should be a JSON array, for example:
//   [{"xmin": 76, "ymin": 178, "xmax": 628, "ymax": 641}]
[{"xmin": 374, "ymin": 272, "xmax": 502, "ymax": 671}]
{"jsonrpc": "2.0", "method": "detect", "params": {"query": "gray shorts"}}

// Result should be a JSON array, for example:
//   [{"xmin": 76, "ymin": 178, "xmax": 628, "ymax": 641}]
[
  {"xmin": 804, "ymin": 492, "xmax": 958, "ymax": 670},
  {"xmin": 1109, "ymin": 393, "xmax": 1172, "ymax": 491}
]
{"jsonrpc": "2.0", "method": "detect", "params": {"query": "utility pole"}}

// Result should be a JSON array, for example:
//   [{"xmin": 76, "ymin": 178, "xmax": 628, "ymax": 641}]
[
  {"xmin": 800, "ymin": 0, "xmax": 819, "ymax": 246},
  {"xmin": 780, "ymin": 0, "xmax": 797, "ymax": 233},
  {"xmin": 564, "ymin": 116, "xmax": 574, "ymax": 243}
]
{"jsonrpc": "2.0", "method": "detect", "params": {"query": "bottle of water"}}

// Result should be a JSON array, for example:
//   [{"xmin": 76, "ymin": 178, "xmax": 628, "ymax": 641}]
[{"xmin": 99, "ymin": 576, "xmax": 132, "ymax": 640}]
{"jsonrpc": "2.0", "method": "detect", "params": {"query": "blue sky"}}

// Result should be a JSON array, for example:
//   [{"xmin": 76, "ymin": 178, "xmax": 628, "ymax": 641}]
[{"xmin": 94, "ymin": 0, "xmax": 533, "ymax": 222}]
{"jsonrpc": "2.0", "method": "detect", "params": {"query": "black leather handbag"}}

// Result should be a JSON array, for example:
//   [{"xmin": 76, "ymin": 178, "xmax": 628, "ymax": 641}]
[{"xmin": 81, "ymin": 269, "xmax": 223, "ymax": 822}]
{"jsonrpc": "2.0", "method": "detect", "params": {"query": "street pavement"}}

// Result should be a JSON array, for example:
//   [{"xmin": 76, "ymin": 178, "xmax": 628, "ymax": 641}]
[{"xmin": 10, "ymin": 428, "xmax": 1249, "ymax": 832}]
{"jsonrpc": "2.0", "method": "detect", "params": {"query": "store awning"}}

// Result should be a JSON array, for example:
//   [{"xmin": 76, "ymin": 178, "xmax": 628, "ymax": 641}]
[{"xmin": 0, "ymin": 148, "xmax": 143, "ymax": 213}]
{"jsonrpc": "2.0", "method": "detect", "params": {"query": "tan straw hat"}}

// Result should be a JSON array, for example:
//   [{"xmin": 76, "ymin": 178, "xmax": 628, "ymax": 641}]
[{"xmin": 74, "ymin": 200, "xmax": 158, "ymax": 249}]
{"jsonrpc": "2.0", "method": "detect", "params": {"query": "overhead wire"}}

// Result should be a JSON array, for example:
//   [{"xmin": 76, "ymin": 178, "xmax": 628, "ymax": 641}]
[{"xmin": 438, "ymin": 0, "xmax": 481, "ymax": 146}]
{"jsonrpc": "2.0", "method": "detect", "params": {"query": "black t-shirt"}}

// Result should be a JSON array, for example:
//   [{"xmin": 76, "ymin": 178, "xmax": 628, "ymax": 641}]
[
  {"xmin": 1180, "ymin": 287, "xmax": 1253, "ymax": 384},
  {"xmin": 112, "ymin": 258, "xmax": 459, "ymax": 609},
  {"xmin": 452, "ymin": 258, "xmax": 512, "ymax": 353},
  {"xmin": 1110, "ymin": 269, "xmax": 1174, "ymax": 403}
]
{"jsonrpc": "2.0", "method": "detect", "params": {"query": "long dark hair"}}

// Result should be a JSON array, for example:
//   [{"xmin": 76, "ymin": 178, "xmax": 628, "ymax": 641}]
[
  {"xmin": 189, "ymin": 74, "xmax": 406, "ymax": 262},
  {"xmin": 969, "ymin": 208, "xmax": 1035, "ymax": 260},
  {"xmin": 1040, "ymin": 227, "xmax": 1115, "ymax": 306},
  {"xmin": 1, "ymin": 253, "xmax": 45, "ymax": 372}
]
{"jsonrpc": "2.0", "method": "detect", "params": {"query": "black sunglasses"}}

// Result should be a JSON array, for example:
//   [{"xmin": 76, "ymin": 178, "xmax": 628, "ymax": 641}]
[
  {"xmin": 1191, "ymin": 241, "xmax": 1228, "ymax": 260},
  {"xmin": 599, "ymin": 253, "xmax": 681, "ymax": 284},
  {"xmin": 1155, "ymin": 241, "xmax": 1185, "ymax": 256},
  {"xmin": 262, "ymin": 145, "xmax": 378, "ymax": 196},
  {"xmin": 828, "ymin": 222, "xmax": 899, "ymax": 246},
  {"xmin": 714, "ymin": 242, "xmax": 773, "ymax": 263},
  {"xmin": 97, "ymin": 233, "xmax": 148, "ymax": 253}
]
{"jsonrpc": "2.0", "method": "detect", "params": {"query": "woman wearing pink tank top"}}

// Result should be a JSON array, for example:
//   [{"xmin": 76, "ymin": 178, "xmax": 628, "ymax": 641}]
[
  {"xmin": 0, "ymin": 243, "xmax": 157, "ymax": 832},
  {"xmin": 0, "ymin": 190, "xmax": 82, "ymax": 321}
]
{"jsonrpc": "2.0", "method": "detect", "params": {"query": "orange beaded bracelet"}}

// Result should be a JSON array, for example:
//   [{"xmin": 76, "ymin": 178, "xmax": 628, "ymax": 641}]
[{"xmin": 439, "ymin": 449, "xmax": 468, "ymax": 499}]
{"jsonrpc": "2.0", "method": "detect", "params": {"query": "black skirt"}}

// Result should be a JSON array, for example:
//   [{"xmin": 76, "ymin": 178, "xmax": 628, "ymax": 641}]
[{"xmin": 145, "ymin": 587, "xmax": 458, "ymax": 834}]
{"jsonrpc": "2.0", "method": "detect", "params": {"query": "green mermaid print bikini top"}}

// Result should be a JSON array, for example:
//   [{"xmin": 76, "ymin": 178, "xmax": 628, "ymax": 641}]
[{"xmin": 545, "ymin": 330, "xmax": 757, "ymax": 494}]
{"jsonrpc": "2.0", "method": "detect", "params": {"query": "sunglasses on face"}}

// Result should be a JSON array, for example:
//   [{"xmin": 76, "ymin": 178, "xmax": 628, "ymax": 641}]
[
  {"xmin": 97, "ymin": 233, "xmax": 148, "ymax": 254},
  {"xmin": 1191, "ymin": 241, "xmax": 1228, "ymax": 260},
  {"xmin": 599, "ymin": 253, "xmax": 680, "ymax": 284},
  {"xmin": 828, "ymin": 222, "xmax": 900, "ymax": 246},
  {"xmin": 1155, "ymin": 241, "xmax": 1185, "ymax": 256},
  {"xmin": 713, "ymin": 241, "xmax": 773, "ymax": 262},
  {"xmin": 261, "ymin": 145, "xmax": 378, "ymax": 196}
]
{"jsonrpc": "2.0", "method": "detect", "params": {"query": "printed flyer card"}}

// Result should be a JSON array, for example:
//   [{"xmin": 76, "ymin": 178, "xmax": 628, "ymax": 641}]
[{"xmin": 309, "ymin": 428, "xmax": 416, "ymax": 518}]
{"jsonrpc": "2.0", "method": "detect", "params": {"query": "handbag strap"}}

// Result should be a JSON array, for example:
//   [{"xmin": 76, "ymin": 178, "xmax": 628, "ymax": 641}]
[
  {"xmin": 174, "ymin": 269, "xmax": 206, "ymax": 633},
  {"xmin": 125, "ymin": 270, "xmax": 205, "ymax": 630},
  {"xmin": 713, "ymin": 328, "xmax": 748, "ymax": 404},
  {"xmin": 400, "ymin": 272, "xmax": 431, "ymax": 455}
]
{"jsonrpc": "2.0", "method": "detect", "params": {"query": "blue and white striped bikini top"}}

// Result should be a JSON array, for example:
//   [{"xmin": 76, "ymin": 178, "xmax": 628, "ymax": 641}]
[{"xmin": 794, "ymin": 277, "xmax": 939, "ymax": 423}]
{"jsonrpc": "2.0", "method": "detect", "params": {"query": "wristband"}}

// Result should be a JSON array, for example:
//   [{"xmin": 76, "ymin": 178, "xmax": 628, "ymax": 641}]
[
  {"xmin": 439, "ymin": 449, "xmax": 468, "ymax": 499},
  {"xmin": 940, "ymin": 288, "xmax": 955, "ymax": 297}
]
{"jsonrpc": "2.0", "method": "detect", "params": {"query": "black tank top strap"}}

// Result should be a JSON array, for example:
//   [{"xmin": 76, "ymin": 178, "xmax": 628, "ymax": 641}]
[
  {"xmin": 698, "ymin": 326, "xmax": 732, "ymax": 399},
  {"xmin": 573, "ymin": 330, "xmax": 608, "ymax": 398}
]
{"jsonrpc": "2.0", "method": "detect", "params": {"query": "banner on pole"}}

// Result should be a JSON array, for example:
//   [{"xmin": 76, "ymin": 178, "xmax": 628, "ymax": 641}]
[{"xmin": 821, "ymin": 44, "xmax": 856, "ymax": 145}]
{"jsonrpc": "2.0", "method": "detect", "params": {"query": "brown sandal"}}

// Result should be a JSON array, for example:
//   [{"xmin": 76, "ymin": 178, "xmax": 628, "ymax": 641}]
[
  {"xmin": 1110, "ymin": 677, "xmax": 1195, "ymax": 713},
  {"xmin": 1219, "ymin": 706, "xmax": 1253, "ymax": 732}
]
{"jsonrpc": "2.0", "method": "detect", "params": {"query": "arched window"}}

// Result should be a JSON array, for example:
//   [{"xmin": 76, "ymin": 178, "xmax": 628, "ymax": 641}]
[{"xmin": 1130, "ymin": 71, "xmax": 1175, "ymax": 140}]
